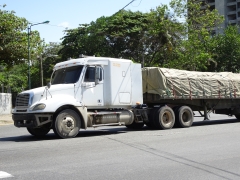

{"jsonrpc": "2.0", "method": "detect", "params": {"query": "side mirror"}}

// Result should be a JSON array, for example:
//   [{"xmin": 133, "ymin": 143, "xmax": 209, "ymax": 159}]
[
  {"xmin": 47, "ymin": 82, "xmax": 51, "ymax": 89},
  {"xmin": 95, "ymin": 67, "xmax": 101, "ymax": 85}
]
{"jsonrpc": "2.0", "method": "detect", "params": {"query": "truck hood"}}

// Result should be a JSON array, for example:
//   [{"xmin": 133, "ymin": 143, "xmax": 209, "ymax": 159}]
[{"xmin": 21, "ymin": 84, "xmax": 77, "ymax": 106}]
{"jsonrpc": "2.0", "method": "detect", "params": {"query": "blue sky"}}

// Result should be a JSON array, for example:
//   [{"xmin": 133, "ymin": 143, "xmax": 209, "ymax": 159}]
[{"xmin": 2, "ymin": 0, "xmax": 171, "ymax": 43}]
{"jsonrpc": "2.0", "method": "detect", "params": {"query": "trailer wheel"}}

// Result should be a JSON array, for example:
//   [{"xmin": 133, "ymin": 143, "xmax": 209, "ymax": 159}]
[
  {"xmin": 53, "ymin": 109, "xmax": 81, "ymax": 139},
  {"xmin": 27, "ymin": 126, "xmax": 50, "ymax": 137},
  {"xmin": 175, "ymin": 106, "xmax": 193, "ymax": 128},
  {"xmin": 154, "ymin": 106, "xmax": 175, "ymax": 129}
]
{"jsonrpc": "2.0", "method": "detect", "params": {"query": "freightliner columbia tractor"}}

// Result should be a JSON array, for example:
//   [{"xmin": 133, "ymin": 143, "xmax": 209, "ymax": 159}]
[{"xmin": 12, "ymin": 56, "xmax": 240, "ymax": 138}]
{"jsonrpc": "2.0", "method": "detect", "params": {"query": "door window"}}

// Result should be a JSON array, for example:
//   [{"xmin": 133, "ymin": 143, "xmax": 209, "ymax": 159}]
[{"xmin": 84, "ymin": 66, "xmax": 103, "ymax": 82}]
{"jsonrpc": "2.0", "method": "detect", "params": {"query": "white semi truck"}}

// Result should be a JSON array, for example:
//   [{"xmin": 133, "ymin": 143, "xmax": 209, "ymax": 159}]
[{"xmin": 12, "ymin": 56, "xmax": 240, "ymax": 138}]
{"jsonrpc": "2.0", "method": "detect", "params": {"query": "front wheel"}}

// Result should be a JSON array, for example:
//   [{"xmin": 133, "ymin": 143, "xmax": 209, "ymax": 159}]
[
  {"xmin": 53, "ymin": 109, "xmax": 81, "ymax": 139},
  {"xmin": 27, "ymin": 126, "xmax": 50, "ymax": 137}
]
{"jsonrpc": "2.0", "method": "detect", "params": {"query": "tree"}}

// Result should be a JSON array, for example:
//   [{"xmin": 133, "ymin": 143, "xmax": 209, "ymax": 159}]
[
  {"xmin": 143, "ymin": 5, "xmax": 183, "ymax": 67},
  {"xmin": 167, "ymin": 0, "xmax": 223, "ymax": 71},
  {"xmin": 42, "ymin": 42, "xmax": 62, "ymax": 84},
  {"xmin": 209, "ymin": 25, "xmax": 240, "ymax": 72},
  {"xmin": 0, "ymin": 63, "xmax": 28, "ymax": 93},
  {"xmin": 93, "ymin": 10, "xmax": 150, "ymax": 62},
  {"xmin": 0, "ymin": 4, "xmax": 29, "ymax": 67},
  {"xmin": 28, "ymin": 41, "xmax": 62, "ymax": 88},
  {"xmin": 59, "ymin": 7, "xmax": 182, "ymax": 67}
]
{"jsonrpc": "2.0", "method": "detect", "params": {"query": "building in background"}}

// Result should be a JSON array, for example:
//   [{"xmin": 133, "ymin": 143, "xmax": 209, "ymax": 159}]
[{"xmin": 199, "ymin": 0, "xmax": 240, "ymax": 34}]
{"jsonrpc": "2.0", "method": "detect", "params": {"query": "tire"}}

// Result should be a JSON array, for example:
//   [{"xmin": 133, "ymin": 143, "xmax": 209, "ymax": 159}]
[
  {"xmin": 235, "ymin": 114, "xmax": 240, "ymax": 120},
  {"xmin": 145, "ymin": 122, "xmax": 152, "ymax": 128},
  {"xmin": 126, "ymin": 121, "xmax": 144, "ymax": 129},
  {"xmin": 174, "ymin": 106, "xmax": 193, "ymax": 128},
  {"xmin": 53, "ymin": 109, "xmax": 81, "ymax": 139},
  {"xmin": 147, "ymin": 107, "xmax": 159, "ymax": 128},
  {"xmin": 27, "ymin": 126, "xmax": 50, "ymax": 137},
  {"xmin": 154, "ymin": 106, "xmax": 175, "ymax": 129}
]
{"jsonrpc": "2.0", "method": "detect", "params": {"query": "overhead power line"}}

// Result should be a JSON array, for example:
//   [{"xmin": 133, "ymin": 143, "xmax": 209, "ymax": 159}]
[
  {"xmin": 120, "ymin": 0, "xmax": 136, "ymax": 11},
  {"xmin": 113, "ymin": 0, "xmax": 136, "ymax": 16},
  {"xmin": 131, "ymin": 0, "xmax": 143, "ymax": 7}
]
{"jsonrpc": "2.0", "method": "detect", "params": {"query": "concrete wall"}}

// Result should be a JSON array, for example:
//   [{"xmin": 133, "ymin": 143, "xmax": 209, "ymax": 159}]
[{"xmin": 0, "ymin": 93, "xmax": 12, "ymax": 115}]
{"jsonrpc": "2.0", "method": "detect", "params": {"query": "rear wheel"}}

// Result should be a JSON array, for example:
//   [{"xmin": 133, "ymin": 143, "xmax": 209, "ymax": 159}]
[
  {"xmin": 154, "ymin": 106, "xmax": 175, "ymax": 129},
  {"xmin": 147, "ymin": 107, "xmax": 159, "ymax": 128},
  {"xmin": 174, "ymin": 106, "xmax": 193, "ymax": 128},
  {"xmin": 53, "ymin": 109, "xmax": 81, "ymax": 139},
  {"xmin": 27, "ymin": 126, "xmax": 50, "ymax": 137}
]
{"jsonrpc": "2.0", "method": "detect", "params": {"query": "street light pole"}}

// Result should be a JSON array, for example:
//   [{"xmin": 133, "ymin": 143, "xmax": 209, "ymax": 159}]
[
  {"xmin": 39, "ymin": 54, "xmax": 43, "ymax": 87},
  {"xmin": 27, "ymin": 20, "xmax": 50, "ymax": 89},
  {"xmin": 38, "ymin": 54, "xmax": 58, "ymax": 87}
]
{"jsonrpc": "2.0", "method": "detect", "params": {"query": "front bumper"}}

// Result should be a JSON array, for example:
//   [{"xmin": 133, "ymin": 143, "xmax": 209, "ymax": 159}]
[{"xmin": 12, "ymin": 113, "xmax": 52, "ymax": 128}]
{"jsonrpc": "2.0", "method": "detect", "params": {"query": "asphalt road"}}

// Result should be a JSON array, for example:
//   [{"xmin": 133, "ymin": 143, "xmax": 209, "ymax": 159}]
[{"xmin": 1, "ymin": 114, "xmax": 240, "ymax": 180}]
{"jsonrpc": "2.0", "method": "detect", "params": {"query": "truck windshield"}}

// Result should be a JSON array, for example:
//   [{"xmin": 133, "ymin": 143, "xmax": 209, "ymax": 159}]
[{"xmin": 51, "ymin": 65, "xmax": 84, "ymax": 85}]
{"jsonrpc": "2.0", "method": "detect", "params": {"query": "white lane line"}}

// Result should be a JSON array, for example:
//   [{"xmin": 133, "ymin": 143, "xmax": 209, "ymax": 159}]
[{"xmin": 0, "ymin": 171, "xmax": 13, "ymax": 179}]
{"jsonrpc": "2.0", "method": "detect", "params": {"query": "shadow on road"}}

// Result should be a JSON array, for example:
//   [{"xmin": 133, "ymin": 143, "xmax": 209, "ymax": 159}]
[
  {"xmin": 192, "ymin": 118, "xmax": 239, "ymax": 127},
  {"xmin": 0, "ymin": 133, "xmax": 57, "ymax": 142},
  {"xmin": 0, "ymin": 126, "xmax": 144, "ymax": 142},
  {"xmin": 0, "ymin": 118, "xmax": 239, "ymax": 142}
]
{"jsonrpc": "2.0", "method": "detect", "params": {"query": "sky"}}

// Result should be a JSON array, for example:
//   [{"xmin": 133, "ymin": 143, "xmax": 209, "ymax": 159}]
[{"xmin": 1, "ymin": 0, "xmax": 171, "ymax": 43}]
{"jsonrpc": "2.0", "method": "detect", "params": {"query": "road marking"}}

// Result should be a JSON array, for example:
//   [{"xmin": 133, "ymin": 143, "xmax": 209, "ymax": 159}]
[{"xmin": 0, "ymin": 171, "xmax": 13, "ymax": 179}]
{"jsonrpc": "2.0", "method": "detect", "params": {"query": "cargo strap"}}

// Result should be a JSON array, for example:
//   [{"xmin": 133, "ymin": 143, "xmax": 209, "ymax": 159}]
[
  {"xmin": 186, "ymin": 73, "xmax": 192, "ymax": 100},
  {"xmin": 164, "ymin": 69, "xmax": 176, "ymax": 99}
]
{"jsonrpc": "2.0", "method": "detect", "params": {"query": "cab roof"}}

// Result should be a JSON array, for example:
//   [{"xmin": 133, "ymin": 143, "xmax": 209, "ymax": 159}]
[{"xmin": 53, "ymin": 57, "xmax": 132, "ymax": 70}]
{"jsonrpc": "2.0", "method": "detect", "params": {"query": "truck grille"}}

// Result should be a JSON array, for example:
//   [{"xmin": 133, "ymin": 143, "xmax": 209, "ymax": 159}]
[{"xmin": 16, "ymin": 93, "xmax": 30, "ymax": 107}]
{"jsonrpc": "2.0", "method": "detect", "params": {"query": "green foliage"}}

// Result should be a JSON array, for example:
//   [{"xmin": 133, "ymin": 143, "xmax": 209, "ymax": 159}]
[
  {"xmin": 167, "ymin": 0, "xmax": 224, "ymax": 71},
  {"xmin": 59, "ymin": 1, "xmax": 224, "ymax": 71},
  {"xmin": 42, "ymin": 42, "xmax": 62, "ymax": 84},
  {"xmin": 145, "ymin": 6, "xmax": 183, "ymax": 66},
  {"xmin": 0, "ymin": 63, "xmax": 28, "ymax": 93},
  {"xmin": 60, "ymin": 7, "xmax": 183, "ymax": 66},
  {"xmin": 0, "ymin": 4, "xmax": 64, "ymax": 93},
  {"xmin": 210, "ymin": 25, "xmax": 240, "ymax": 72},
  {"xmin": 0, "ymin": 4, "xmax": 28, "ymax": 67}
]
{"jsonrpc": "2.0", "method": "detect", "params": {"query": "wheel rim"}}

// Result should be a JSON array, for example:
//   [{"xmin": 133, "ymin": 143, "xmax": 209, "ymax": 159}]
[
  {"xmin": 161, "ymin": 111, "xmax": 174, "ymax": 128},
  {"xmin": 54, "ymin": 109, "xmax": 80, "ymax": 138},
  {"xmin": 60, "ymin": 115, "xmax": 76, "ymax": 133},
  {"xmin": 180, "ymin": 109, "xmax": 193, "ymax": 126},
  {"xmin": 182, "ymin": 112, "xmax": 190, "ymax": 123},
  {"xmin": 63, "ymin": 117, "xmax": 75, "ymax": 130}
]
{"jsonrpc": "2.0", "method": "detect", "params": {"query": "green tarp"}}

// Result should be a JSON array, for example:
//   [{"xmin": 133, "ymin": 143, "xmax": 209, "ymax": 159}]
[{"xmin": 142, "ymin": 67, "xmax": 240, "ymax": 99}]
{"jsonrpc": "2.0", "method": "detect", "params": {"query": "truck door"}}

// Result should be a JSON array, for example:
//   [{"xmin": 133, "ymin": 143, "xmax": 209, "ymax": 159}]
[{"xmin": 81, "ymin": 66, "xmax": 104, "ymax": 107}]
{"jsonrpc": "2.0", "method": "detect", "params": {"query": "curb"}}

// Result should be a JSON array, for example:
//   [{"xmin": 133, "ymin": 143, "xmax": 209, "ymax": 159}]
[
  {"xmin": 0, "ymin": 120, "xmax": 14, "ymax": 125},
  {"xmin": 0, "ymin": 114, "xmax": 13, "ymax": 125}
]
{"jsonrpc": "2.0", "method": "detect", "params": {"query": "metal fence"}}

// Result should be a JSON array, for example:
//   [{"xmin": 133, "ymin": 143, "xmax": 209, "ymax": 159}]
[{"xmin": 1, "ymin": 84, "xmax": 11, "ymax": 93}]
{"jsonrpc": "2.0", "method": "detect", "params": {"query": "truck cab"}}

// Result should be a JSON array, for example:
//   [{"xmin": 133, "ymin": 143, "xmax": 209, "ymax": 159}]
[{"xmin": 12, "ymin": 57, "xmax": 143, "ymax": 138}]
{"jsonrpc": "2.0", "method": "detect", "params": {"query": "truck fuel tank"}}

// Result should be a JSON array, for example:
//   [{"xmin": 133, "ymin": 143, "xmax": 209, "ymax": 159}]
[{"xmin": 88, "ymin": 110, "xmax": 134, "ymax": 126}]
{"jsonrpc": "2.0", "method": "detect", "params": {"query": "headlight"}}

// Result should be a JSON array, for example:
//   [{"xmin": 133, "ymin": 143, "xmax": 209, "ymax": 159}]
[{"xmin": 32, "ymin": 103, "xmax": 46, "ymax": 111}]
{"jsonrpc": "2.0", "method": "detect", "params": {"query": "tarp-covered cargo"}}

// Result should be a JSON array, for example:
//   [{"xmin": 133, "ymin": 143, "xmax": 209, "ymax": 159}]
[{"xmin": 142, "ymin": 67, "xmax": 240, "ymax": 99}]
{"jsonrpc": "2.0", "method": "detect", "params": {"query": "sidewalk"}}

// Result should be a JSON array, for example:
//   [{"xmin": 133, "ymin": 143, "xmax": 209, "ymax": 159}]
[{"xmin": 0, "ymin": 114, "xmax": 13, "ymax": 125}]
